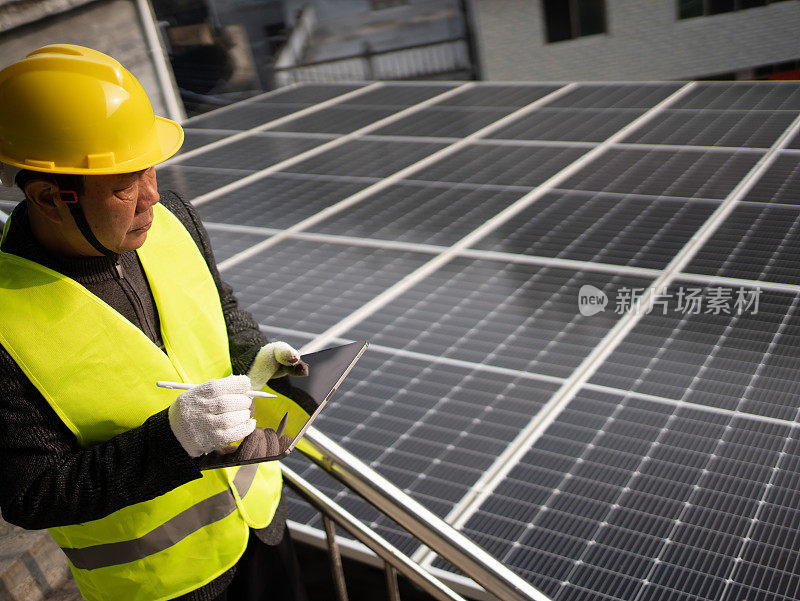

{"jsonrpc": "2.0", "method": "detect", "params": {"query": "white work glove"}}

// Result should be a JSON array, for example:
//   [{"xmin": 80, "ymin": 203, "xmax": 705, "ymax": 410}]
[
  {"xmin": 168, "ymin": 375, "xmax": 256, "ymax": 458},
  {"xmin": 246, "ymin": 341, "xmax": 308, "ymax": 390}
]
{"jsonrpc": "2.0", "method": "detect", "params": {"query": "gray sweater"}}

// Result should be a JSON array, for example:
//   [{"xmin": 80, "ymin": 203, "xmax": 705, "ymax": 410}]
[{"xmin": 0, "ymin": 192, "xmax": 285, "ymax": 601}]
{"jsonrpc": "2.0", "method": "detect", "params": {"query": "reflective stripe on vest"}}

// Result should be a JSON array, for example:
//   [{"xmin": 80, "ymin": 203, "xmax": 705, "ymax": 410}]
[
  {"xmin": 0, "ymin": 204, "xmax": 282, "ymax": 601},
  {"xmin": 62, "ymin": 464, "xmax": 258, "ymax": 570}
]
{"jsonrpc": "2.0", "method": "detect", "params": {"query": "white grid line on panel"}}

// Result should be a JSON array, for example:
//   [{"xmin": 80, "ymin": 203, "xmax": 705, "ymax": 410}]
[
  {"xmin": 667, "ymin": 107, "xmax": 800, "ymax": 113},
  {"xmin": 455, "ymin": 248, "xmax": 662, "ymax": 278},
  {"xmin": 181, "ymin": 127, "xmax": 239, "ymax": 135},
  {"xmin": 168, "ymin": 83, "xmax": 384, "ymax": 165},
  {"xmin": 384, "ymin": 177, "xmax": 534, "ymax": 193},
  {"xmin": 212, "ymin": 166, "xmax": 724, "ymax": 202},
  {"xmin": 250, "ymin": 131, "xmax": 339, "ymax": 141},
  {"xmin": 549, "ymin": 188, "xmax": 723, "ymax": 205},
  {"xmin": 470, "ymin": 138, "xmax": 599, "ymax": 149},
  {"xmin": 581, "ymin": 383, "xmax": 800, "ymax": 430},
  {"xmin": 212, "ymin": 84, "xmax": 579, "ymax": 271},
  {"xmin": 204, "ymin": 222, "xmax": 284, "ymax": 237},
  {"xmin": 433, "ymin": 97, "xmax": 800, "ymax": 549},
  {"xmin": 249, "ymin": 170, "xmax": 381, "ymax": 186},
  {"xmin": 678, "ymin": 273, "xmax": 800, "ymax": 295},
  {"xmin": 297, "ymin": 84, "xmax": 698, "ymax": 359},
  {"xmin": 468, "ymin": 138, "xmax": 600, "ymax": 148},
  {"xmin": 360, "ymin": 137, "xmax": 601, "ymax": 150},
  {"xmin": 203, "ymin": 221, "xmax": 664, "ymax": 279},
  {"xmin": 266, "ymin": 230, "xmax": 445, "ymax": 256},
  {"xmin": 359, "ymin": 134, "xmax": 462, "ymax": 144},
  {"xmin": 611, "ymin": 142, "xmax": 766, "ymax": 154},
  {"xmin": 192, "ymin": 83, "xmax": 478, "ymax": 213},
  {"xmin": 738, "ymin": 198, "xmax": 800, "ymax": 209}
]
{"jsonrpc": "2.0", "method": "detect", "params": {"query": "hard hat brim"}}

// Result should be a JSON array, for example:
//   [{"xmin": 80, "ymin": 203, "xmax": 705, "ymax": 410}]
[
  {"xmin": 0, "ymin": 116, "xmax": 184, "ymax": 176},
  {"xmin": 150, "ymin": 116, "xmax": 185, "ymax": 170}
]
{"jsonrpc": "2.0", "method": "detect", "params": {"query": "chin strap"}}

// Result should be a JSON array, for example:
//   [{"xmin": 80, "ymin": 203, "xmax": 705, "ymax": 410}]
[{"xmin": 58, "ymin": 190, "xmax": 117, "ymax": 257}]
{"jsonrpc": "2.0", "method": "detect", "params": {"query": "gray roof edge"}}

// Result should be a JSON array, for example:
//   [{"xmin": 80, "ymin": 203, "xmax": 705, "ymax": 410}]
[{"xmin": 0, "ymin": 0, "xmax": 98, "ymax": 33}]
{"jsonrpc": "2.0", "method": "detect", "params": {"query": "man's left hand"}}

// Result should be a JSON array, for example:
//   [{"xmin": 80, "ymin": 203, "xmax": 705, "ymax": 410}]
[{"xmin": 247, "ymin": 341, "xmax": 309, "ymax": 389}]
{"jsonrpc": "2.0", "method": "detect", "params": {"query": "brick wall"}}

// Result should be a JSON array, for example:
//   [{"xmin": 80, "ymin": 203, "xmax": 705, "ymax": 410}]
[{"xmin": 471, "ymin": 0, "xmax": 800, "ymax": 81}]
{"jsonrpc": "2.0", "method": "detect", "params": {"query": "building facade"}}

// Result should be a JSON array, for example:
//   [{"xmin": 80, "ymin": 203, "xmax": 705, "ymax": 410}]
[
  {"xmin": 0, "ymin": 0, "xmax": 183, "ymax": 120},
  {"xmin": 470, "ymin": 0, "xmax": 800, "ymax": 81}
]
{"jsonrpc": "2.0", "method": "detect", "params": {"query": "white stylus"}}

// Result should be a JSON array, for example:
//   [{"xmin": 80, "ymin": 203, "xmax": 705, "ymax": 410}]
[{"xmin": 156, "ymin": 381, "xmax": 276, "ymax": 399}]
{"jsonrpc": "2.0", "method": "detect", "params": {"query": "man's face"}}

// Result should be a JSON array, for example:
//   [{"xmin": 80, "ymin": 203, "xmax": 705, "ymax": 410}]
[{"xmin": 79, "ymin": 167, "xmax": 159, "ymax": 254}]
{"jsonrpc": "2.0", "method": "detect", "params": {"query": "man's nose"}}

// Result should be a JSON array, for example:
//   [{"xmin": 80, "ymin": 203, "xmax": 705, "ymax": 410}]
[{"xmin": 136, "ymin": 168, "xmax": 159, "ymax": 211}]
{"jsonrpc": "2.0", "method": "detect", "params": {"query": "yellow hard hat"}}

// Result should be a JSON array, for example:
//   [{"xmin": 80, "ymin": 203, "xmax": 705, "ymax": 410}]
[{"xmin": 0, "ymin": 44, "xmax": 183, "ymax": 175}]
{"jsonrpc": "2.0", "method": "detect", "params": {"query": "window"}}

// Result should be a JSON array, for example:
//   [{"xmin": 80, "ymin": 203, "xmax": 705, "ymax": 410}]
[
  {"xmin": 679, "ymin": 0, "xmax": 790, "ymax": 19},
  {"xmin": 542, "ymin": 0, "xmax": 606, "ymax": 43}
]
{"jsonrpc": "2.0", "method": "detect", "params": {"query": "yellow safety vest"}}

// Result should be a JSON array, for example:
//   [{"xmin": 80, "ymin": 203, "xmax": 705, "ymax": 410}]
[{"xmin": 0, "ymin": 204, "xmax": 282, "ymax": 601}]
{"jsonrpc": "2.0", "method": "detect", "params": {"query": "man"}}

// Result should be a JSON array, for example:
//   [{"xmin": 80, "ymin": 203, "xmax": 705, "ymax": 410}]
[{"xmin": 0, "ymin": 44, "xmax": 308, "ymax": 601}]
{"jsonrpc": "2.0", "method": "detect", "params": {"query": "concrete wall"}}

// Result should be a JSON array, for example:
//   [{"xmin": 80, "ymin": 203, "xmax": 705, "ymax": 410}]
[
  {"xmin": 0, "ymin": 0, "xmax": 180, "ymax": 119},
  {"xmin": 471, "ymin": 0, "xmax": 800, "ymax": 81}
]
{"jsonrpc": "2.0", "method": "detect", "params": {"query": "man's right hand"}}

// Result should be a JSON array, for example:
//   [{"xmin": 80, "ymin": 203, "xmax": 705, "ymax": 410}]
[{"xmin": 167, "ymin": 375, "xmax": 256, "ymax": 458}]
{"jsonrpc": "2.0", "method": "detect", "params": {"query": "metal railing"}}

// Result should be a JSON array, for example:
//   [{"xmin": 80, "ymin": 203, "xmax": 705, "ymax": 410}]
[
  {"xmin": 273, "ymin": 38, "xmax": 472, "ymax": 86},
  {"xmin": 285, "ymin": 428, "xmax": 552, "ymax": 601}
]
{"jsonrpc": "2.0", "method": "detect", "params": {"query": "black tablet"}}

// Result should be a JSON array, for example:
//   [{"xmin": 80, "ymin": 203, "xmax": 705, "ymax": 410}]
[{"xmin": 199, "ymin": 340, "xmax": 368, "ymax": 469}]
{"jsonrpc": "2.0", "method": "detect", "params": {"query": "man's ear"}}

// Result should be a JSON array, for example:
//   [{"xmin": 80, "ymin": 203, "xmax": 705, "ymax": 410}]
[{"xmin": 25, "ymin": 179, "xmax": 65, "ymax": 224}]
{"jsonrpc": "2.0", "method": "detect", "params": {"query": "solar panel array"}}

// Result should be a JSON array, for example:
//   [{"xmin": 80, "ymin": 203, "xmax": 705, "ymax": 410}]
[{"xmin": 3, "ymin": 80, "xmax": 800, "ymax": 601}]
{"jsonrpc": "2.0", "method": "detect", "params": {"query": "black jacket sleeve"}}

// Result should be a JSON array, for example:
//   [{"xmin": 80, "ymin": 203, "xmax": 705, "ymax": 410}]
[{"xmin": 0, "ymin": 192, "xmax": 269, "ymax": 529}]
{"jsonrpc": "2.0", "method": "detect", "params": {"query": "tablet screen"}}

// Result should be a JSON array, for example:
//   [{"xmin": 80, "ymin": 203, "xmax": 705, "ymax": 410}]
[{"xmin": 199, "ymin": 340, "xmax": 368, "ymax": 469}]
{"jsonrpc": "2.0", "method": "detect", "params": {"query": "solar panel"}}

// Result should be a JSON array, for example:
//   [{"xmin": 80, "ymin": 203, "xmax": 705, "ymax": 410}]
[
  {"xmin": 144, "ymin": 81, "xmax": 800, "ymax": 601},
  {"xmin": 283, "ymin": 138, "xmax": 451, "ymax": 178},
  {"xmin": 4, "ymin": 80, "xmax": 799, "ymax": 601},
  {"xmin": 621, "ymin": 110, "xmax": 798, "ymax": 148},
  {"xmin": 448, "ymin": 388, "xmax": 797, "ymax": 601},
  {"xmin": 221, "ymin": 239, "xmax": 432, "ymax": 334},
  {"xmin": 174, "ymin": 132, "xmax": 325, "ymax": 171},
  {"xmin": 470, "ymin": 191, "xmax": 719, "ymax": 270},
  {"xmin": 157, "ymin": 165, "xmax": 254, "ymax": 200},
  {"xmin": 372, "ymin": 106, "xmax": 518, "ymax": 138},
  {"xmin": 344, "ymin": 263, "xmax": 653, "ymax": 378},
  {"xmin": 336, "ymin": 83, "xmax": 459, "ymax": 107},
  {"xmin": 543, "ymin": 84, "xmax": 684, "ymax": 109},
  {"xmin": 269, "ymin": 106, "xmax": 405, "ymax": 134},
  {"xmin": 198, "ymin": 173, "xmax": 377, "ymax": 229},
  {"xmin": 685, "ymin": 203, "xmax": 800, "ymax": 285},
  {"xmin": 742, "ymin": 152, "xmax": 800, "ymax": 205},
  {"xmin": 670, "ymin": 83, "xmax": 800, "ymax": 110},
  {"xmin": 411, "ymin": 144, "xmax": 590, "ymax": 186},
  {"xmin": 185, "ymin": 103, "xmax": 313, "ymax": 131},
  {"xmin": 589, "ymin": 282, "xmax": 800, "ymax": 422},
  {"xmin": 560, "ymin": 147, "xmax": 763, "ymax": 199},
  {"xmin": 488, "ymin": 108, "xmax": 647, "ymax": 143},
  {"xmin": 308, "ymin": 180, "xmax": 524, "ymax": 245}
]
